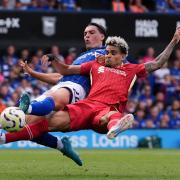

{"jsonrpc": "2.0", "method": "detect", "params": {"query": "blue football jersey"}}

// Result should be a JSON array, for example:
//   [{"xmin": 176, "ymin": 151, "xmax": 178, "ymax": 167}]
[{"xmin": 59, "ymin": 47, "xmax": 106, "ymax": 94}]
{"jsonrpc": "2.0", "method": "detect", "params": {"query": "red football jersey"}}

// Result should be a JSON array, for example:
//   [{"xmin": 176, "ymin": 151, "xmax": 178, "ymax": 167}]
[{"xmin": 81, "ymin": 61, "xmax": 147, "ymax": 105}]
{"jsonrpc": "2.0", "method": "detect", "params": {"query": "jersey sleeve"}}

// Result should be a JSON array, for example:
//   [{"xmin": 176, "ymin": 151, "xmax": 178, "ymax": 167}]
[
  {"xmin": 135, "ymin": 63, "xmax": 147, "ymax": 78},
  {"xmin": 80, "ymin": 61, "xmax": 94, "ymax": 75}
]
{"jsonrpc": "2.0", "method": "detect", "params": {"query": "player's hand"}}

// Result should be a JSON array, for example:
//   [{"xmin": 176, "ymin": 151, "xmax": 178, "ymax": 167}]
[
  {"xmin": 96, "ymin": 54, "xmax": 105, "ymax": 64},
  {"xmin": 19, "ymin": 60, "xmax": 33, "ymax": 74},
  {"xmin": 173, "ymin": 26, "xmax": 180, "ymax": 44},
  {"xmin": 41, "ymin": 55, "xmax": 50, "ymax": 67},
  {"xmin": 41, "ymin": 54, "xmax": 55, "ymax": 67}
]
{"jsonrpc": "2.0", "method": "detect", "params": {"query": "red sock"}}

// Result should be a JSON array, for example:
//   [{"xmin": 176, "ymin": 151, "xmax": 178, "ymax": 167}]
[
  {"xmin": 107, "ymin": 112, "xmax": 122, "ymax": 130},
  {"xmin": 5, "ymin": 119, "xmax": 49, "ymax": 143}
]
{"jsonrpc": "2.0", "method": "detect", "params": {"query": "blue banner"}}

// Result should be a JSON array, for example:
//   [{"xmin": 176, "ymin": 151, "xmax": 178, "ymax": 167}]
[{"xmin": 0, "ymin": 130, "xmax": 180, "ymax": 149}]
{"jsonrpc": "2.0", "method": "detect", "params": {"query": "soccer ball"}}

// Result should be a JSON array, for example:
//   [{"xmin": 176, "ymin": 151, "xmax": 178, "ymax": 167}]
[{"xmin": 0, "ymin": 107, "xmax": 26, "ymax": 132}]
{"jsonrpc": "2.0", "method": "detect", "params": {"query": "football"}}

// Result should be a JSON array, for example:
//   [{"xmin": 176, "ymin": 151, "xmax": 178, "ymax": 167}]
[{"xmin": 0, "ymin": 107, "xmax": 26, "ymax": 132}]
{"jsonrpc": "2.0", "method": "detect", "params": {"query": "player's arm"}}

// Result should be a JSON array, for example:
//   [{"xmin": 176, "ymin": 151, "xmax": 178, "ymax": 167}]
[
  {"xmin": 41, "ymin": 54, "xmax": 94, "ymax": 75},
  {"xmin": 41, "ymin": 54, "xmax": 81, "ymax": 75},
  {"xmin": 144, "ymin": 27, "xmax": 180, "ymax": 73},
  {"xmin": 19, "ymin": 61, "xmax": 61, "ymax": 85},
  {"xmin": 53, "ymin": 59, "xmax": 81, "ymax": 75}
]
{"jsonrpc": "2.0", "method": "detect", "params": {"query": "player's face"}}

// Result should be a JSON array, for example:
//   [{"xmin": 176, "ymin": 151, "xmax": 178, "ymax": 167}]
[
  {"xmin": 84, "ymin": 25, "xmax": 104, "ymax": 49},
  {"xmin": 105, "ymin": 45, "xmax": 125, "ymax": 68}
]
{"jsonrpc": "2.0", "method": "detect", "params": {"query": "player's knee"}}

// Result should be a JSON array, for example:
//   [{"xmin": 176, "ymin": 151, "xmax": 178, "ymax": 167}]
[
  {"xmin": 100, "ymin": 115, "xmax": 109, "ymax": 126},
  {"xmin": 49, "ymin": 93, "xmax": 70, "ymax": 110},
  {"xmin": 100, "ymin": 111, "xmax": 119, "ymax": 126},
  {"xmin": 54, "ymin": 100, "xmax": 68, "ymax": 110}
]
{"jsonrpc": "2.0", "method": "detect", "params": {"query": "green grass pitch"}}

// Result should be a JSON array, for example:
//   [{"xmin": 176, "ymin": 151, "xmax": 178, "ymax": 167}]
[{"xmin": 0, "ymin": 149, "xmax": 180, "ymax": 180}]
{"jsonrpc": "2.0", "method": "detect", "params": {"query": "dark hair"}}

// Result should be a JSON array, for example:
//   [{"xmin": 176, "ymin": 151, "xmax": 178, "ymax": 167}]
[{"xmin": 88, "ymin": 22, "xmax": 107, "ymax": 37}]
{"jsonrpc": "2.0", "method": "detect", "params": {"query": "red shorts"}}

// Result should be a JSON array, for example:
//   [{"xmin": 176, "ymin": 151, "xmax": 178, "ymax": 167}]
[{"xmin": 65, "ymin": 99, "xmax": 121, "ymax": 134}]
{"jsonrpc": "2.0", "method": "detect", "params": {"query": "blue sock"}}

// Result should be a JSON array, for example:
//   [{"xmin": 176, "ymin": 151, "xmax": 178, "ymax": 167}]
[
  {"xmin": 32, "ymin": 133, "xmax": 58, "ymax": 149},
  {"xmin": 30, "ymin": 97, "xmax": 55, "ymax": 116}
]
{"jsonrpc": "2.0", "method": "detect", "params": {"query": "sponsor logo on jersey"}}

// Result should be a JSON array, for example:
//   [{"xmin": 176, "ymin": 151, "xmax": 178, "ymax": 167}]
[
  {"xmin": 106, "ymin": 67, "xmax": 127, "ymax": 76},
  {"xmin": 98, "ymin": 66, "xmax": 105, "ymax": 73},
  {"xmin": 98, "ymin": 66, "xmax": 126, "ymax": 76}
]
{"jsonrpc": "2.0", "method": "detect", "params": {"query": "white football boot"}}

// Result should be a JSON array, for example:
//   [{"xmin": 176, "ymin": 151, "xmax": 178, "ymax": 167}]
[{"xmin": 107, "ymin": 114, "xmax": 134, "ymax": 139}]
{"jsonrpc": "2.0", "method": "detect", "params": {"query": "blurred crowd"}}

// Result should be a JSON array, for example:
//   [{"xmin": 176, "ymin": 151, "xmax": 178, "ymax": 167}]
[
  {"xmin": 0, "ymin": 0, "xmax": 81, "ymax": 11},
  {"xmin": 0, "ymin": 45, "xmax": 77, "ymax": 108},
  {"xmin": 0, "ymin": 0, "xmax": 180, "ymax": 13},
  {"xmin": 112, "ymin": 0, "xmax": 180, "ymax": 13},
  {"xmin": 0, "ymin": 45, "xmax": 179, "ymax": 129},
  {"xmin": 127, "ymin": 47, "xmax": 180, "ymax": 129}
]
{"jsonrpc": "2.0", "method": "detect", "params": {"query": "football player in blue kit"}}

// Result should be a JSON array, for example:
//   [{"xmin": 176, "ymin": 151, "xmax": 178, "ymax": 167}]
[{"xmin": 19, "ymin": 22, "xmax": 106, "ymax": 166}]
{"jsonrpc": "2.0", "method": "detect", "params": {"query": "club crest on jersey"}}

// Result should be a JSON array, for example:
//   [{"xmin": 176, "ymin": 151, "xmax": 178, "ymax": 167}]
[{"xmin": 98, "ymin": 66, "xmax": 105, "ymax": 73}]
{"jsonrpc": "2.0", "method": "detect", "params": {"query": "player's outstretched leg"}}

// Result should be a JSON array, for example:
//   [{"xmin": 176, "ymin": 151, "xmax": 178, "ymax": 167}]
[
  {"xmin": 60, "ymin": 136, "xmax": 82, "ymax": 166},
  {"xmin": 19, "ymin": 92, "xmax": 30, "ymax": 113},
  {"xmin": 19, "ymin": 92, "xmax": 55, "ymax": 116},
  {"xmin": 107, "ymin": 114, "xmax": 134, "ymax": 139}
]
